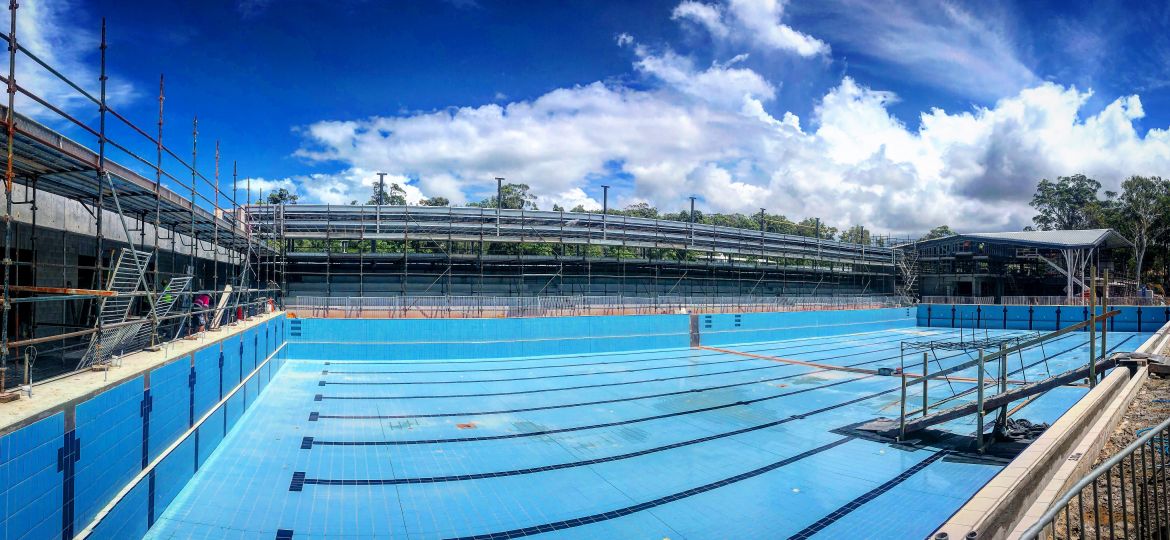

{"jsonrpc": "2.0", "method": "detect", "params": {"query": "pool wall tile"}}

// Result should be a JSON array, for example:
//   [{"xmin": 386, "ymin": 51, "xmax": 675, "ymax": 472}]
[
  {"xmin": 73, "ymin": 376, "xmax": 145, "ymax": 531},
  {"xmin": 87, "ymin": 474, "xmax": 149, "ymax": 540},
  {"xmin": 916, "ymin": 304, "xmax": 1167, "ymax": 332},
  {"xmin": 0, "ymin": 413, "xmax": 64, "ymax": 540},
  {"xmin": 0, "ymin": 314, "xmax": 288, "ymax": 540},
  {"xmin": 146, "ymin": 359, "xmax": 190, "ymax": 462},
  {"xmin": 286, "ymin": 314, "xmax": 692, "ymax": 361}
]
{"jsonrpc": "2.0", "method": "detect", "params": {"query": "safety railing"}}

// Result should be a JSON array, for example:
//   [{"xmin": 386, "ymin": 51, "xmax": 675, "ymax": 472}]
[
  {"xmin": 287, "ymin": 294, "xmax": 908, "ymax": 319},
  {"xmin": 921, "ymin": 296, "xmax": 996, "ymax": 305},
  {"xmin": 1020, "ymin": 413, "xmax": 1170, "ymax": 539},
  {"xmin": 1001, "ymin": 295, "xmax": 1167, "ymax": 306}
]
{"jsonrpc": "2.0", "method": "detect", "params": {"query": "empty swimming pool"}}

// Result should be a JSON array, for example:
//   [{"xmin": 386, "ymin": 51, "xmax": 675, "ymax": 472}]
[{"xmin": 142, "ymin": 309, "xmax": 1155, "ymax": 539}]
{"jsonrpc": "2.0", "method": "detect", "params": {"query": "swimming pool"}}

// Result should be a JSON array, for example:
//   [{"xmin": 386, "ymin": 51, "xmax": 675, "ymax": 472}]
[{"xmin": 136, "ymin": 309, "xmax": 1153, "ymax": 539}]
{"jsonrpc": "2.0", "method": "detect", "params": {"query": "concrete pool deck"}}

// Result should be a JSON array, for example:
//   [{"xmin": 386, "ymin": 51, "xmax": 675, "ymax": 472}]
[{"xmin": 0, "ymin": 312, "xmax": 284, "ymax": 435}]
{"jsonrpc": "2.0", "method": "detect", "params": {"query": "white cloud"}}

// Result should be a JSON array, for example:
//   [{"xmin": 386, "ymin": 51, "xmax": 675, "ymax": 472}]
[
  {"xmin": 629, "ymin": 44, "xmax": 775, "ymax": 110},
  {"xmin": 808, "ymin": 0, "xmax": 1036, "ymax": 101},
  {"xmin": 13, "ymin": 0, "xmax": 136, "ymax": 118},
  {"xmin": 271, "ymin": 1, "xmax": 1170, "ymax": 236},
  {"xmin": 287, "ymin": 66, "xmax": 1170, "ymax": 235},
  {"xmin": 673, "ymin": 0, "xmax": 829, "ymax": 57}
]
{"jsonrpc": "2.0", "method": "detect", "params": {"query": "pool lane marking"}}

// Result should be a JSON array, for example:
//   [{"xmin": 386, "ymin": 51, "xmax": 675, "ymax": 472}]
[
  {"xmin": 315, "ymin": 329, "xmax": 942, "ymax": 375},
  {"xmin": 305, "ymin": 374, "xmax": 872, "ymax": 448},
  {"xmin": 308, "ymin": 333, "xmax": 1038, "ymax": 418},
  {"xmin": 312, "ymin": 329, "xmax": 1011, "ymax": 401},
  {"xmin": 292, "ymin": 382, "xmax": 903, "ymax": 489},
  {"xmin": 322, "ymin": 355, "xmax": 775, "ymax": 386},
  {"xmin": 698, "ymin": 345, "xmax": 1030, "ymax": 385},
  {"xmin": 429, "ymin": 437, "xmax": 856, "ymax": 540},
  {"xmin": 785, "ymin": 449, "xmax": 950, "ymax": 540}
]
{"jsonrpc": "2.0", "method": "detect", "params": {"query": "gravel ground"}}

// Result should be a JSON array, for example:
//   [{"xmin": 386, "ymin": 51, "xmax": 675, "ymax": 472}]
[{"xmin": 1047, "ymin": 369, "xmax": 1170, "ymax": 539}]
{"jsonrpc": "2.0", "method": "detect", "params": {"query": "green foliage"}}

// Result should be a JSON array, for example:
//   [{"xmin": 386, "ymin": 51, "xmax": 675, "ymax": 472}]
[
  {"xmin": 266, "ymin": 188, "xmax": 298, "ymax": 205},
  {"xmin": 1030, "ymin": 174, "xmax": 1106, "ymax": 230},
  {"xmin": 921, "ymin": 225, "xmax": 955, "ymax": 241},
  {"xmin": 369, "ymin": 181, "xmax": 407, "ymax": 205},
  {"xmin": 469, "ymin": 183, "xmax": 538, "ymax": 210},
  {"xmin": 838, "ymin": 225, "xmax": 870, "ymax": 245},
  {"xmin": 419, "ymin": 196, "xmax": 450, "ymax": 206}
]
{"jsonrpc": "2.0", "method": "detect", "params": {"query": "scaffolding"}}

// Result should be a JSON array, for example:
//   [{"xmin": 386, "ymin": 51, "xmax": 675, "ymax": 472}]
[
  {"xmin": 0, "ymin": 7, "xmax": 278, "ymax": 395},
  {"xmin": 0, "ymin": 6, "xmax": 910, "ymax": 395},
  {"xmin": 251, "ymin": 204, "xmax": 904, "ymax": 298}
]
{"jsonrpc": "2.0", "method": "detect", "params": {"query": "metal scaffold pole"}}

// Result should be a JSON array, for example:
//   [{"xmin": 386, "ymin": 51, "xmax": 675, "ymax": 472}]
[
  {"xmin": 213, "ymin": 140, "xmax": 220, "ymax": 304},
  {"xmin": 0, "ymin": 0, "xmax": 17, "ymax": 396},
  {"xmin": 190, "ymin": 116, "xmax": 198, "ymax": 288},
  {"xmin": 94, "ymin": 17, "xmax": 108, "ymax": 370},
  {"xmin": 150, "ymin": 74, "xmax": 163, "ymax": 348},
  {"xmin": 230, "ymin": 161, "xmax": 238, "ymax": 323}
]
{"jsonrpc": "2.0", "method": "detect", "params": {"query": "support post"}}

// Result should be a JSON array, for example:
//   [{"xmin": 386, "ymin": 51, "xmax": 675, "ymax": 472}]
[
  {"xmin": 190, "ymin": 116, "xmax": 198, "ymax": 287},
  {"xmin": 601, "ymin": 184, "xmax": 609, "ymax": 240},
  {"xmin": 898, "ymin": 370, "xmax": 908, "ymax": 440},
  {"xmin": 94, "ymin": 17, "xmax": 108, "ymax": 369},
  {"xmin": 1089, "ymin": 265, "xmax": 1097, "ymax": 388},
  {"xmin": 0, "ymin": 0, "xmax": 17, "ymax": 396},
  {"xmin": 150, "ymin": 74, "xmax": 163, "ymax": 348},
  {"xmin": 1102, "ymin": 269, "xmax": 1108, "ymax": 359},
  {"xmin": 921, "ymin": 351, "xmax": 929, "ymax": 417},
  {"xmin": 495, "ymin": 176, "xmax": 503, "ymax": 236},
  {"xmin": 976, "ymin": 348, "xmax": 986, "ymax": 453},
  {"xmin": 212, "ymin": 140, "xmax": 220, "ymax": 307}
]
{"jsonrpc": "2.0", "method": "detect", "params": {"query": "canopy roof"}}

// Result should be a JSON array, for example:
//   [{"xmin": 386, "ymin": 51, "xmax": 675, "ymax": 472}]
[{"xmin": 911, "ymin": 229, "xmax": 1133, "ymax": 250}]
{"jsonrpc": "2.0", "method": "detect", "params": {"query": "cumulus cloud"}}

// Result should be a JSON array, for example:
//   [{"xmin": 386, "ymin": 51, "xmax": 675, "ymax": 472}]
[
  {"xmin": 289, "ymin": 65, "xmax": 1170, "ymax": 234},
  {"xmin": 14, "ymin": 0, "xmax": 136, "ymax": 117},
  {"xmin": 271, "ymin": 1, "xmax": 1170, "ymax": 235},
  {"xmin": 672, "ymin": 0, "xmax": 829, "ymax": 57}
]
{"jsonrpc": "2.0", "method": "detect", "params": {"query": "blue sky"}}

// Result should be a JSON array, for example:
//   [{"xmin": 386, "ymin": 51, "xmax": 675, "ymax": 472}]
[{"xmin": 17, "ymin": 0, "xmax": 1170, "ymax": 233}]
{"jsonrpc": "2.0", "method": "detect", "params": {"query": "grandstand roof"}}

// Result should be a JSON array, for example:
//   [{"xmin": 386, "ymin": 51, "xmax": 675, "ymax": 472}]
[{"xmin": 912, "ymin": 229, "xmax": 1133, "ymax": 250}]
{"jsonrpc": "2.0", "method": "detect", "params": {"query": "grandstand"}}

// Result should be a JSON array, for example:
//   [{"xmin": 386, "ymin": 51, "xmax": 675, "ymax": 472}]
[{"xmin": 249, "ymin": 204, "xmax": 897, "ymax": 298}]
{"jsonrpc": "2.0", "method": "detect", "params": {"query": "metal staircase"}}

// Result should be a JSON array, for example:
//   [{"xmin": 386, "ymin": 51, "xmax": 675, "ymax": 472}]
[
  {"xmin": 77, "ymin": 248, "xmax": 153, "ymax": 369},
  {"xmin": 125, "ymin": 276, "xmax": 193, "ymax": 351}
]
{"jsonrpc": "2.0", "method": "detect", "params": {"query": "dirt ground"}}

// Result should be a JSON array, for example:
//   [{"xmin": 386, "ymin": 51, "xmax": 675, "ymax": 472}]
[{"xmin": 1047, "ymin": 364, "xmax": 1170, "ymax": 539}]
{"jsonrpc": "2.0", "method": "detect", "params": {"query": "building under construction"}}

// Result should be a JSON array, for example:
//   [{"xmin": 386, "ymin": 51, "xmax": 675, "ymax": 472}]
[{"xmin": 0, "ymin": 16, "xmax": 900, "ymax": 390}]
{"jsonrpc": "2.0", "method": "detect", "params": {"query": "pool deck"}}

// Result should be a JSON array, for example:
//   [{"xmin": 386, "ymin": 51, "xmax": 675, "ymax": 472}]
[{"xmin": 0, "ymin": 312, "xmax": 283, "ymax": 435}]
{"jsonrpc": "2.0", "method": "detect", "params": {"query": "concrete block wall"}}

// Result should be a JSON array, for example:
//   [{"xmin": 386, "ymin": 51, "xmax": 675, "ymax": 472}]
[{"xmin": 0, "ymin": 315, "xmax": 288, "ymax": 540}]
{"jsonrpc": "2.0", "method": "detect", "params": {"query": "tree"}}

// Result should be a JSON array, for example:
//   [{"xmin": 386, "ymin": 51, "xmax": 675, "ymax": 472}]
[
  {"xmin": 1029, "ymin": 174, "xmax": 1104, "ymax": 230},
  {"xmin": 469, "ymin": 183, "xmax": 538, "ymax": 210},
  {"xmin": 621, "ymin": 202, "xmax": 659, "ymax": 219},
  {"xmin": 266, "ymin": 188, "xmax": 298, "ymax": 205},
  {"xmin": 921, "ymin": 225, "xmax": 955, "ymax": 241},
  {"xmin": 419, "ymin": 196, "xmax": 450, "ymax": 206},
  {"xmin": 839, "ymin": 225, "xmax": 871, "ymax": 245},
  {"xmin": 369, "ymin": 181, "xmax": 407, "ymax": 205},
  {"xmin": 1115, "ymin": 176, "xmax": 1170, "ymax": 284}
]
